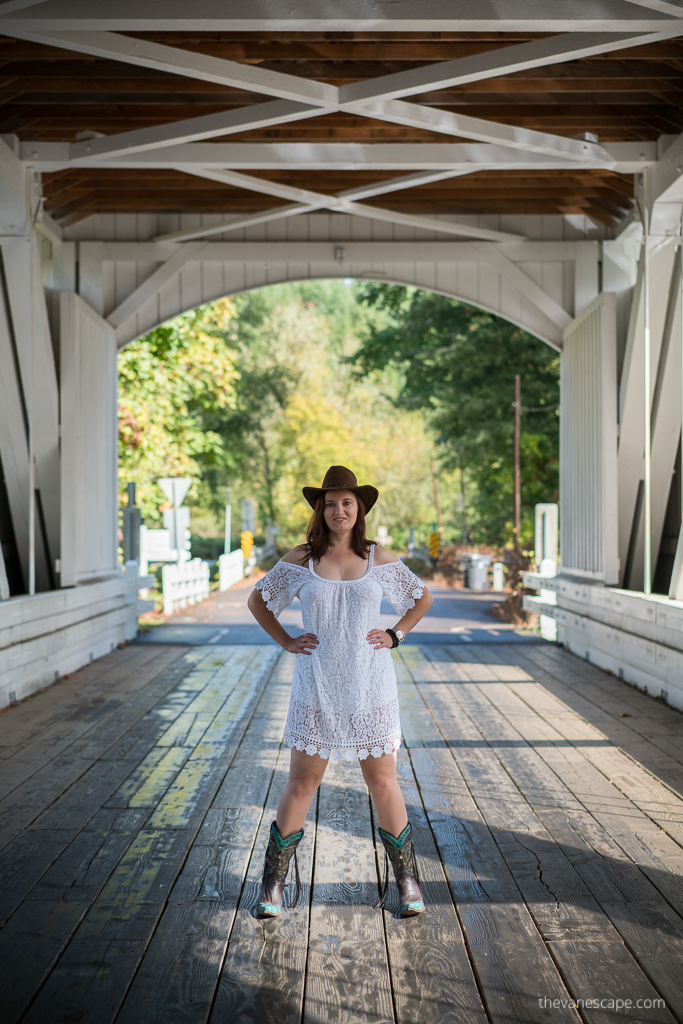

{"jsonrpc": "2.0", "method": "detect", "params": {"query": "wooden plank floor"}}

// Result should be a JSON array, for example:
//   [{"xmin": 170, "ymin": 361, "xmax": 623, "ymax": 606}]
[{"xmin": 1, "ymin": 642, "xmax": 683, "ymax": 1023}]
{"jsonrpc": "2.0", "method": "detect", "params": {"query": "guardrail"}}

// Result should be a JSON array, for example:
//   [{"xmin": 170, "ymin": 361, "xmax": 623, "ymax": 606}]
[
  {"xmin": 162, "ymin": 558, "xmax": 210, "ymax": 616},
  {"xmin": 218, "ymin": 550, "xmax": 245, "ymax": 591}
]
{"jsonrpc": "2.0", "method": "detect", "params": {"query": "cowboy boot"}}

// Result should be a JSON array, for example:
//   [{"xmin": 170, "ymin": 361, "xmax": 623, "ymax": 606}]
[
  {"xmin": 377, "ymin": 821, "xmax": 425, "ymax": 917},
  {"xmin": 257, "ymin": 820, "xmax": 304, "ymax": 917}
]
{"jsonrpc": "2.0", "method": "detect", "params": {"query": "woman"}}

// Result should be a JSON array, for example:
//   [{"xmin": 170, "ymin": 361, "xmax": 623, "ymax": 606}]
[{"xmin": 247, "ymin": 465, "xmax": 433, "ymax": 918}]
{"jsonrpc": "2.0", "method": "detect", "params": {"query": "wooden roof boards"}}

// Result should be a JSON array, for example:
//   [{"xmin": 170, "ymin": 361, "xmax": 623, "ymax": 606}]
[{"xmin": 3, "ymin": 26, "xmax": 683, "ymax": 227}]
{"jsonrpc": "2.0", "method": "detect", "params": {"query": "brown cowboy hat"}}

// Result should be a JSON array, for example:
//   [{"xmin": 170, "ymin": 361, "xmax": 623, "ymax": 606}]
[{"xmin": 302, "ymin": 465, "xmax": 379, "ymax": 513}]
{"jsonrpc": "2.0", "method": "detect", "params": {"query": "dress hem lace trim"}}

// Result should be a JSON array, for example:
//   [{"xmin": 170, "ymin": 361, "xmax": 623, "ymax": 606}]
[{"xmin": 285, "ymin": 733, "xmax": 401, "ymax": 762}]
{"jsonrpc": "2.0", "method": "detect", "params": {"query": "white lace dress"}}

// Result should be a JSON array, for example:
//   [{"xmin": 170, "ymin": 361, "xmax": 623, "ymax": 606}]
[{"xmin": 254, "ymin": 545, "xmax": 424, "ymax": 761}]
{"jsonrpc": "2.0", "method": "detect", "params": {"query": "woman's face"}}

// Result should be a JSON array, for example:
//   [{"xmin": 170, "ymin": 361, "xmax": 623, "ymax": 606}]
[{"xmin": 323, "ymin": 490, "xmax": 358, "ymax": 536}]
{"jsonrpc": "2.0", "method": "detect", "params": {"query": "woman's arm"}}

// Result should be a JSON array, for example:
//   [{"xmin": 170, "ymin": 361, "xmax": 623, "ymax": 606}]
[
  {"xmin": 367, "ymin": 587, "xmax": 433, "ymax": 650},
  {"xmin": 247, "ymin": 588, "xmax": 319, "ymax": 655}
]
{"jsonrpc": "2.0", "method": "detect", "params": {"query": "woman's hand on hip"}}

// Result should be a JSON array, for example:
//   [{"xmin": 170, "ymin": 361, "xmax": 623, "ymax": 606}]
[
  {"xmin": 284, "ymin": 633, "xmax": 319, "ymax": 655},
  {"xmin": 367, "ymin": 629, "xmax": 393, "ymax": 650}
]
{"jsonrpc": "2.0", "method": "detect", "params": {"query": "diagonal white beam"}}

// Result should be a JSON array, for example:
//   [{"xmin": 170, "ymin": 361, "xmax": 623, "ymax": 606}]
[
  {"xmin": 69, "ymin": 100, "xmax": 326, "ymax": 162},
  {"xmin": 5, "ymin": 25, "xmax": 640, "ymax": 166},
  {"xmin": 471, "ymin": 242, "xmax": 571, "ymax": 331},
  {"xmin": 340, "ymin": 29, "xmax": 683, "ymax": 104},
  {"xmin": 10, "ymin": 27, "xmax": 629, "ymax": 165},
  {"xmin": 174, "ymin": 167, "xmax": 329, "ymax": 207},
  {"xmin": 337, "ymin": 169, "xmax": 475, "ymax": 202},
  {"xmin": 156, "ymin": 166, "xmax": 525, "ymax": 243},
  {"xmin": 152, "ymin": 205, "xmax": 320, "ymax": 245},
  {"xmin": 5, "ymin": 29, "xmax": 336, "ymax": 106},
  {"xmin": 0, "ymin": 0, "xmax": 54, "ymax": 10},
  {"xmin": 156, "ymin": 203, "xmax": 328, "ymax": 245},
  {"xmin": 343, "ymin": 97, "xmax": 613, "ymax": 164},
  {"xmin": 107, "ymin": 240, "xmax": 207, "ymax": 327},
  {"xmin": 177, "ymin": 166, "xmax": 473, "ymax": 207},
  {"xmin": 335, "ymin": 201, "xmax": 525, "ymax": 241},
  {"xmin": 621, "ymin": 0, "xmax": 683, "ymax": 14}
]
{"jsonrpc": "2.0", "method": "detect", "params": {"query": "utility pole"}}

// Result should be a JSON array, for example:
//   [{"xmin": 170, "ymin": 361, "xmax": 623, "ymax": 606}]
[
  {"xmin": 513, "ymin": 374, "xmax": 521, "ymax": 550},
  {"xmin": 458, "ymin": 489, "xmax": 468, "ymax": 545},
  {"xmin": 224, "ymin": 486, "xmax": 232, "ymax": 555},
  {"xmin": 430, "ymin": 459, "xmax": 443, "ymax": 534},
  {"xmin": 456, "ymin": 461, "xmax": 468, "ymax": 544}
]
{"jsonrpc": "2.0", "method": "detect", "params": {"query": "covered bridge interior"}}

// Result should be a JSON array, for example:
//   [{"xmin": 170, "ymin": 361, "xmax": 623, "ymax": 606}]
[{"xmin": 0, "ymin": 1, "xmax": 682, "ymax": 704}]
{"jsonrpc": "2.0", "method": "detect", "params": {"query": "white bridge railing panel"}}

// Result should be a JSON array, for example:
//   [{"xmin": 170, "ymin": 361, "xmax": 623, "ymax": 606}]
[
  {"xmin": 560, "ymin": 292, "xmax": 619, "ymax": 584},
  {"xmin": 218, "ymin": 550, "xmax": 244, "ymax": 592},
  {"xmin": 162, "ymin": 558, "xmax": 210, "ymax": 616}
]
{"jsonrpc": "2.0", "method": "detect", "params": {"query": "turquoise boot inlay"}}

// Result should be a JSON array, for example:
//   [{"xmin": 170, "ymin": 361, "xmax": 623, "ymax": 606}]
[
  {"xmin": 257, "ymin": 820, "xmax": 304, "ymax": 918},
  {"xmin": 377, "ymin": 821, "xmax": 425, "ymax": 917}
]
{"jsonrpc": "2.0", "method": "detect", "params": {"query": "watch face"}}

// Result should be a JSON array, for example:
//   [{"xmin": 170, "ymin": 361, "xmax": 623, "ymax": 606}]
[{"xmin": 395, "ymin": 629, "xmax": 406, "ymax": 642}]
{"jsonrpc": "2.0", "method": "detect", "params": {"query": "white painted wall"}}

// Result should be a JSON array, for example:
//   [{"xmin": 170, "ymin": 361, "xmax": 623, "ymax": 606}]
[
  {"xmin": 58, "ymin": 292, "xmax": 119, "ymax": 586},
  {"xmin": 560, "ymin": 293, "xmax": 619, "ymax": 584},
  {"xmin": 62, "ymin": 210, "xmax": 603, "ymax": 352},
  {"xmin": 0, "ymin": 574, "xmax": 154, "ymax": 706},
  {"xmin": 524, "ymin": 573, "xmax": 683, "ymax": 711}
]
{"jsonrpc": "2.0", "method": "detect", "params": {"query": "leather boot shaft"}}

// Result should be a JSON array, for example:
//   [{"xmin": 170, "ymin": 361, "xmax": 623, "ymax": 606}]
[
  {"xmin": 257, "ymin": 820, "xmax": 304, "ymax": 917},
  {"xmin": 378, "ymin": 821, "xmax": 425, "ymax": 916}
]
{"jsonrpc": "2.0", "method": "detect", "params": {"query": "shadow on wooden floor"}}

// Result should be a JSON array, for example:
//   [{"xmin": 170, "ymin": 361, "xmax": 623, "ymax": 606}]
[{"xmin": 0, "ymin": 641, "xmax": 682, "ymax": 1023}]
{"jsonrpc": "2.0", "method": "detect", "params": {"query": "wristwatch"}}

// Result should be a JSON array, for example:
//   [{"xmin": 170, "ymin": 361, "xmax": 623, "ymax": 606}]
[{"xmin": 386, "ymin": 627, "xmax": 406, "ymax": 648}]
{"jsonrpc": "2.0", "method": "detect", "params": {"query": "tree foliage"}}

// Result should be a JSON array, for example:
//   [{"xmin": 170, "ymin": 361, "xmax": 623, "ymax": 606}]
[
  {"xmin": 215, "ymin": 282, "xmax": 443, "ymax": 549},
  {"xmin": 117, "ymin": 299, "xmax": 239, "ymax": 519},
  {"xmin": 353, "ymin": 284, "xmax": 560, "ymax": 546},
  {"xmin": 120, "ymin": 281, "xmax": 545, "ymax": 553}
]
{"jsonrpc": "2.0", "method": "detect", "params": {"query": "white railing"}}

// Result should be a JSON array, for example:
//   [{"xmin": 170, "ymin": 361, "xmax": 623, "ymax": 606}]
[
  {"xmin": 162, "ymin": 558, "xmax": 210, "ymax": 616},
  {"xmin": 218, "ymin": 549, "xmax": 245, "ymax": 591}
]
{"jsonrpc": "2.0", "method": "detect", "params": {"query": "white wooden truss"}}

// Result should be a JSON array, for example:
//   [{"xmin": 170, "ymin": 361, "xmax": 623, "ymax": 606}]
[{"xmin": 1, "ymin": 0, "xmax": 683, "ymax": 699}]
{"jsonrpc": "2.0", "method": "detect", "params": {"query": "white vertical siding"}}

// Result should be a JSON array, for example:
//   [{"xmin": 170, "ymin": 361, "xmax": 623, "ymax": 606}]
[
  {"xmin": 59, "ymin": 292, "xmax": 119, "ymax": 586},
  {"xmin": 560, "ymin": 293, "xmax": 619, "ymax": 583}
]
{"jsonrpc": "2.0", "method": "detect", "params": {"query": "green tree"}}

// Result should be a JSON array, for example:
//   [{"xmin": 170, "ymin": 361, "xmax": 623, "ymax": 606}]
[
  {"xmin": 118, "ymin": 299, "xmax": 239, "ymax": 520},
  {"xmin": 353, "ymin": 284, "xmax": 560, "ymax": 546},
  {"xmin": 212, "ymin": 282, "xmax": 442, "ymax": 549},
  {"xmin": 211, "ymin": 293, "xmax": 327, "ymax": 528}
]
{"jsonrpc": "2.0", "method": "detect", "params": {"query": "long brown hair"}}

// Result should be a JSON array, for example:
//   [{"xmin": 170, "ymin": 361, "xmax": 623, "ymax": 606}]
[{"xmin": 306, "ymin": 493, "xmax": 372, "ymax": 563}]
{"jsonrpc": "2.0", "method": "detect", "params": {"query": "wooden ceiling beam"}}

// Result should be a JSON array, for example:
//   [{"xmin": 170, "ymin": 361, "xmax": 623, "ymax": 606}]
[
  {"xmin": 42, "ymin": 183, "xmax": 631, "ymax": 203},
  {"xmin": 40, "ymin": 165, "xmax": 632, "ymax": 182},
  {"xmin": 7, "ymin": 75, "xmax": 683, "ymax": 98},
  {"xmin": 0, "ymin": 28, "xmax": 679, "ymax": 222}
]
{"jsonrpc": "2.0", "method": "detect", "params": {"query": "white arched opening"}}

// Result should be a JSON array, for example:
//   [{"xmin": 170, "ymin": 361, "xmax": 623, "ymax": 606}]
[{"xmin": 100, "ymin": 239, "xmax": 585, "ymax": 353}]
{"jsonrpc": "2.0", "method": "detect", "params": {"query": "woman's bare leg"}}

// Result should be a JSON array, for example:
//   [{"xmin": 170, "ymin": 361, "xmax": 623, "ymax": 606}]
[
  {"xmin": 360, "ymin": 751, "xmax": 408, "ymax": 837},
  {"xmin": 276, "ymin": 748, "xmax": 329, "ymax": 835}
]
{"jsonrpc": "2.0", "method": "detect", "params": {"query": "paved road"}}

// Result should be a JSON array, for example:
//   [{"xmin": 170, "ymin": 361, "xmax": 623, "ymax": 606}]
[{"xmin": 136, "ymin": 572, "xmax": 542, "ymax": 645}]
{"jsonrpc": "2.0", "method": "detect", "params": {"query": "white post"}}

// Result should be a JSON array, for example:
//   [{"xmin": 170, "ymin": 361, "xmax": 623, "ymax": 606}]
[
  {"xmin": 0, "ymin": 543, "xmax": 9, "ymax": 600},
  {"xmin": 27, "ymin": 237, "xmax": 35, "ymax": 596},
  {"xmin": 224, "ymin": 504, "xmax": 231, "ymax": 554},
  {"xmin": 174, "ymin": 503, "xmax": 180, "ymax": 563},
  {"xmin": 673, "ymin": 221, "xmax": 683, "ymax": 602},
  {"xmin": 139, "ymin": 524, "xmax": 148, "ymax": 577},
  {"xmin": 642, "ymin": 180, "xmax": 652, "ymax": 595}
]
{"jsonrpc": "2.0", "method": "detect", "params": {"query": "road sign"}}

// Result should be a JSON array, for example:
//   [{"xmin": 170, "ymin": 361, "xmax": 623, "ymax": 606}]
[
  {"xmin": 158, "ymin": 477, "xmax": 191, "ymax": 508},
  {"xmin": 163, "ymin": 507, "xmax": 190, "ymax": 550}
]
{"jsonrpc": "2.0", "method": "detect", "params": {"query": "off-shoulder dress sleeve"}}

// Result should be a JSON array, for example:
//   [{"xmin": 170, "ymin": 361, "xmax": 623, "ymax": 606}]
[
  {"xmin": 254, "ymin": 560, "xmax": 307, "ymax": 617},
  {"xmin": 373, "ymin": 560, "xmax": 425, "ymax": 617}
]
